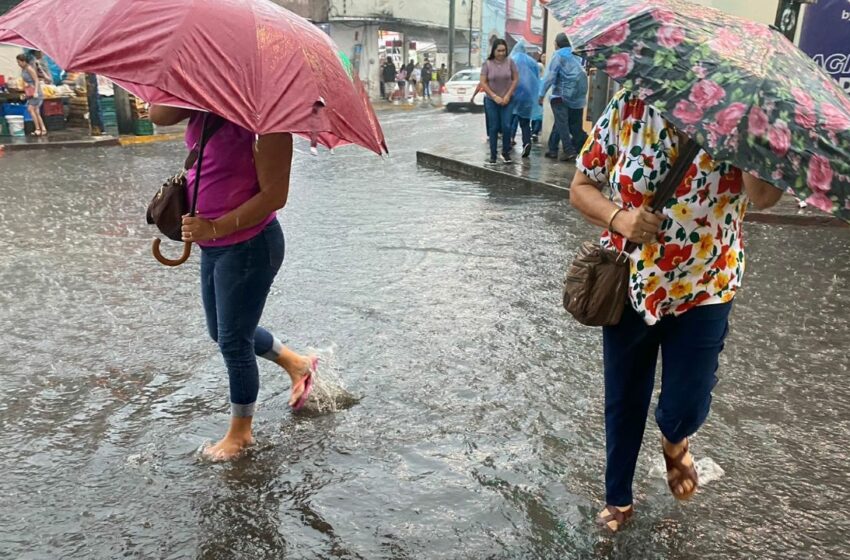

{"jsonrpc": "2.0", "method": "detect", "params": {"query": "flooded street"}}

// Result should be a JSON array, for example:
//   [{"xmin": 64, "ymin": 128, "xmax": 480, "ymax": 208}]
[{"xmin": 1, "ymin": 107, "xmax": 849, "ymax": 559}]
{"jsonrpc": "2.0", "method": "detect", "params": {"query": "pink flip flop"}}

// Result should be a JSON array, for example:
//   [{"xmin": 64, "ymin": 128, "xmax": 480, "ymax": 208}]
[{"xmin": 292, "ymin": 357, "xmax": 318, "ymax": 412}]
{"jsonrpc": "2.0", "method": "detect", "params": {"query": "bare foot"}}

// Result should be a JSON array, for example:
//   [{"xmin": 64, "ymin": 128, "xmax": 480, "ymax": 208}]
[
  {"xmin": 275, "ymin": 349, "xmax": 315, "ymax": 407},
  {"xmin": 203, "ymin": 433, "xmax": 254, "ymax": 462},
  {"xmin": 203, "ymin": 416, "xmax": 254, "ymax": 462}
]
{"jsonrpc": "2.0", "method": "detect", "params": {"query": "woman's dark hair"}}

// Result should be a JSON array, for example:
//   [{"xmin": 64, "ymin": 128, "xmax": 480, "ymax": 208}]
[
  {"xmin": 488, "ymin": 38, "xmax": 509, "ymax": 61},
  {"xmin": 16, "ymin": 54, "xmax": 28, "ymax": 63}
]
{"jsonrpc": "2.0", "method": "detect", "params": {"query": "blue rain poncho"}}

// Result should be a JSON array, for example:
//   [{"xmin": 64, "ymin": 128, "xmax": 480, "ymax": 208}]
[{"xmin": 510, "ymin": 40, "xmax": 543, "ymax": 121}]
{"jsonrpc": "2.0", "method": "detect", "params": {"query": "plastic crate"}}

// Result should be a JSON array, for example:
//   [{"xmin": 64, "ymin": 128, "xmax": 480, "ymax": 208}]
[
  {"xmin": 0, "ymin": 119, "xmax": 9, "ymax": 136},
  {"xmin": 133, "ymin": 119, "xmax": 154, "ymax": 136},
  {"xmin": 41, "ymin": 98, "xmax": 64, "ymax": 117},
  {"xmin": 2, "ymin": 103, "xmax": 32, "ymax": 121}
]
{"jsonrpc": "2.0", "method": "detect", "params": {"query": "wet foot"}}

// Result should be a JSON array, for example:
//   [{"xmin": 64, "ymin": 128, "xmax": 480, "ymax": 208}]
[
  {"xmin": 662, "ymin": 436, "xmax": 698, "ymax": 499},
  {"xmin": 597, "ymin": 504, "xmax": 634, "ymax": 533},
  {"xmin": 276, "ymin": 351, "xmax": 316, "ymax": 407},
  {"xmin": 203, "ymin": 433, "xmax": 254, "ymax": 462}
]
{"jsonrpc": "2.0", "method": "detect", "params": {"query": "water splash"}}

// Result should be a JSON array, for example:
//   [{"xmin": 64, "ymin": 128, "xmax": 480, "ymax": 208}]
[
  {"xmin": 648, "ymin": 456, "xmax": 726, "ymax": 486},
  {"xmin": 295, "ymin": 345, "xmax": 360, "ymax": 417}
]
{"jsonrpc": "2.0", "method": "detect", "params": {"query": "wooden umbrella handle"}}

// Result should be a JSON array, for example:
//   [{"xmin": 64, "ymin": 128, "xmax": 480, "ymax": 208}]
[{"xmin": 152, "ymin": 238, "xmax": 192, "ymax": 267}]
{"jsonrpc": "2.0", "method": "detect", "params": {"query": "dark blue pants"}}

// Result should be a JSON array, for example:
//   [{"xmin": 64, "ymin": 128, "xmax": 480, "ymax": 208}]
[
  {"xmin": 547, "ymin": 102, "xmax": 587, "ymax": 156},
  {"xmin": 484, "ymin": 97, "xmax": 513, "ymax": 159},
  {"xmin": 200, "ymin": 220, "xmax": 285, "ymax": 417},
  {"xmin": 510, "ymin": 114, "xmax": 532, "ymax": 147},
  {"xmin": 602, "ymin": 301, "xmax": 733, "ymax": 506}
]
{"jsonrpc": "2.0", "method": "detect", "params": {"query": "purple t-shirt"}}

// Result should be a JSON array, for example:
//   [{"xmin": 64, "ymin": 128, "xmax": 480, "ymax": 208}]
[
  {"xmin": 184, "ymin": 113, "xmax": 275, "ymax": 248},
  {"xmin": 482, "ymin": 58, "xmax": 518, "ymax": 98}
]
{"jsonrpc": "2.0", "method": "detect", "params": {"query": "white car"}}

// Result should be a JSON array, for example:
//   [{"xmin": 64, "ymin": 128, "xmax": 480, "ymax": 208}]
[{"xmin": 442, "ymin": 68, "xmax": 483, "ymax": 112}]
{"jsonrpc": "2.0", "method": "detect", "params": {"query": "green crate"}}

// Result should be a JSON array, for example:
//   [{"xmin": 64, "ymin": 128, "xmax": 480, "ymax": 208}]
[
  {"xmin": 133, "ymin": 119, "xmax": 154, "ymax": 136},
  {"xmin": 0, "ymin": 120, "xmax": 9, "ymax": 136}
]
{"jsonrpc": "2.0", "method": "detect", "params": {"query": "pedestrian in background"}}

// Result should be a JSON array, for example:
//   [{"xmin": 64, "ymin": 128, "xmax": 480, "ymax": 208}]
[
  {"xmin": 29, "ymin": 50, "xmax": 53, "ymax": 85},
  {"xmin": 570, "ymin": 90, "xmax": 782, "ymax": 532},
  {"xmin": 421, "ymin": 59, "xmax": 434, "ymax": 100},
  {"xmin": 507, "ymin": 40, "xmax": 542, "ymax": 158},
  {"xmin": 149, "ymin": 105, "xmax": 319, "ymax": 462},
  {"xmin": 410, "ymin": 64, "xmax": 421, "ymax": 100},
  {"xmin": 381, "ymin": 58, "xmax": 397, "ymax": 101},
  {"xmin": 438, "ymin": 63, "xmax": 449, "ymax": 93},
  {"xmin": 539, "ymin": 33, "xmax": 588, "ymax": 162},
  {"xmin": 396, "ymin": 66, "xmax": 408, "ymax": 102},
  {"xmin": 16, "ymin": 53, "xmax": 47, "ymax": 136},
  {"xmin": 479, "ymin": 38, "xmax": 518, "ymax": 164}
]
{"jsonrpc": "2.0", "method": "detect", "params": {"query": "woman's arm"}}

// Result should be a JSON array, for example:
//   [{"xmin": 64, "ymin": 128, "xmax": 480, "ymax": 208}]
[
  {"xmin": 150, "ymin": 105, "xmax": 192, "ymax": 126},
  {"xmin": 479, "ymin": 67, "xmax": 501, "ymax": 103},
  {"xmin": 182, "ymin": 133, "xmax": 294, "ymax": 242},
  {"xmin": 503, "ymin": 62, "xmax": 519, "ymax": 104},
  {"xmin": 742, "ymin": 172, "xmax": 782, "ymax": 210},
  {"xmin": 570, "ymin": 171, "xmax": 664, "ymax": 245}
]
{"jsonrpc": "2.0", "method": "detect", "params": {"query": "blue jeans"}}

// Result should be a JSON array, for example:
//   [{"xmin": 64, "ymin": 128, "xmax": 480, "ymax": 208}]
[
  {"xmin": 531, "ymin": 118, "xmax": 543, "ymax": 137},
  {"xmin": 547, "ymin": 101, "xmax": 587, "ymax": 156},
  {"xmin": 602, "ymin": 301, "xmax": 733, "ymax": 506},
  {"xmin": 484, "ymin": 97, "xmax": 513, "ymax": 159},
  {"xmin": 200, "ymin": 219, "xmax": 285, "ymax": 417},
  {"xmin": 423, "ymin": 80, "xmax": 431, "ymax": 98}
]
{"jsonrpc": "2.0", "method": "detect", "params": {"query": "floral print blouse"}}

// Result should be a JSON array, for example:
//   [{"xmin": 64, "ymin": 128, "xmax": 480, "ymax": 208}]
[{"xmin": 577, "ymin": 90, "xmax": 749, "ymax": 326}]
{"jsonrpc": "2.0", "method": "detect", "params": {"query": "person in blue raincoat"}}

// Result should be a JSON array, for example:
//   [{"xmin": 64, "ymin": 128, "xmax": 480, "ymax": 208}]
[{"xmin": 509, "ymin": 40, "xmax": 542, "ymax": 159}]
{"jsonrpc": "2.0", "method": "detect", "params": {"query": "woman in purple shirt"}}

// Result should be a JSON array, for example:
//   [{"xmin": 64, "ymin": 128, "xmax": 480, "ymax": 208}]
[
  {"xmin": 151, "ymin": 106, "xmax": 318, "ymax": 461},
  {"xmin": 480, "ymin": 38, "xmax": 518, "ymax": 164}
]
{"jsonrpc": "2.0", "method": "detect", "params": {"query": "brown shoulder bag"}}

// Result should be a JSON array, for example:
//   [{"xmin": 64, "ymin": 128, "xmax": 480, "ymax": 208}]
[{"xmin": 563, "ymin": 138, "xmax": 700, "ymax": 327}]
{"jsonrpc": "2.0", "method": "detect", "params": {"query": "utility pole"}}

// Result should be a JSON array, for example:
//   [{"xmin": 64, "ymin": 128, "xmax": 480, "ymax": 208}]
[
  {"xmin": 448, "ymin": 0, "xmax": 456, "ymax": 75},
  {"xmin": 467, "ymin": 0, "xmax": 474, "ymax": 66}
]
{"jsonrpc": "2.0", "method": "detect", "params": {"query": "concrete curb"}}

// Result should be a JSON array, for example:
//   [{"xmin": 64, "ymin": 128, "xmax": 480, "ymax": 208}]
[
  {"xmin": 119, "ymin": 132, "xmax": 185, "ymax": 146},
  {"xmin": 1, "ymin": 136, "xmax": 121, "ymax": 152},
  {"xmin": 416, "ymin": 150, "xmax": 848, "ymax": 229}
]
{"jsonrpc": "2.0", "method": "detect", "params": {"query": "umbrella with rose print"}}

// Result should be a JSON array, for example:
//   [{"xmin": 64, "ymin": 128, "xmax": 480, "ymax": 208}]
[{"xmin": 541, "ymin": 0, "xmax": 850, "ymax": 223}]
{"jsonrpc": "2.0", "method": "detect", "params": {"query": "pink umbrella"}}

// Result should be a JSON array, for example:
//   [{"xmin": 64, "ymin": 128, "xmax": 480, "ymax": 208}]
[{"xmin": 0, "ymin": 0, "xmax": 387, "ymax": 155}]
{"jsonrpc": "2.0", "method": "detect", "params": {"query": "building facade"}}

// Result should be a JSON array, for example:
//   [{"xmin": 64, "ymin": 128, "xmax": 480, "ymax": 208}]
[{"xmin": 272, "ymin": 0, "xmax": 483, "ymax": 99}]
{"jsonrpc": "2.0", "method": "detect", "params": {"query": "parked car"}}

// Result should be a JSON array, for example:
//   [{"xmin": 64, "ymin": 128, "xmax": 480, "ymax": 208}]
[{"xmin": 442, "ymin": 68, "xmax": 483, "ymax": 112}]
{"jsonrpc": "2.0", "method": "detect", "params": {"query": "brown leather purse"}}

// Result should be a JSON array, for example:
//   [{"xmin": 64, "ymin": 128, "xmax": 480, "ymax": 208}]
[{"xmin": 563, "ymin": 138, "xmax": 700, "ymax": 327}]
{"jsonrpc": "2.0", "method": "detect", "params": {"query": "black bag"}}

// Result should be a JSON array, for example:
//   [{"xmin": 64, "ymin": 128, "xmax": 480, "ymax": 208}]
[
  {"xmin": 146, "ymin": 115, "xmax": 224, "ymax": 242},
  {"xmin": 563, "ymin": 137, "xmax": 701, "ymax": 327}
]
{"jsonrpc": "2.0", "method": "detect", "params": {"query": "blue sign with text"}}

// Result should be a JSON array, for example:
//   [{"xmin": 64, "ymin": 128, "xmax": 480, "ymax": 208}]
[{"xmin": 799, "ymin": 0, "xmax": 850, "ymax": 94}]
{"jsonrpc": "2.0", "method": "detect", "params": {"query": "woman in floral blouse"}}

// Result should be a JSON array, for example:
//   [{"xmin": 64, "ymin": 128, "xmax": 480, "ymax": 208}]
[{"xmin": 570, "ymin": 90, "xmax": 782, "ymax": 532}]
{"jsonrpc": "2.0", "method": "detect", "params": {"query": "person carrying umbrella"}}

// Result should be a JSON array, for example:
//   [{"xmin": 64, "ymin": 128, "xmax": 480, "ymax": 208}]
[
  {"xmin": 571, "ymin": 90, "xmax": 780, "ymax": 532},
  {"xmin": 546, "ymin": 0, "xmax": 850, "ymax": 533},
  {"xmin": 151, "ymin": 106, "xmax": 319, "ymax": 461},
  {"xmin": 0, "ymin": 0, "xmax": 387, "ymax": 462}
]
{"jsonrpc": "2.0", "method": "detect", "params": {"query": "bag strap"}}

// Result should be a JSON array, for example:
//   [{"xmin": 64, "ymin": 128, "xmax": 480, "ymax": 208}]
[
  {"xmin": 623, "ymin": 134, "xmax": 701, "ymax": 254},
  {"xmin": 183, "ymin": 115, "xmax": 226, "ymax": 171},
  {"xmin": 188, "ymin": 112, "xmax": 223, "ymax": 218}
]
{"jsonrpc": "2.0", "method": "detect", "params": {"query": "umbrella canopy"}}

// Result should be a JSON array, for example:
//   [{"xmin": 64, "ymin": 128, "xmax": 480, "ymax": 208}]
[
  {"xmin": 0, "ymin": 0, "xmax": 387, "ymax": 155},
  {"xmin": 542, "ymin": 0, "xmax": 850, "ymax": 222}
]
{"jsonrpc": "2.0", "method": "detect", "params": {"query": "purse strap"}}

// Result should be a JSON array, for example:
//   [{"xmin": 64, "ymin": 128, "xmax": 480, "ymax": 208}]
[
  {"xmin": 187, "ymin": 113, "xmax": 225, "ymax": 217},
  {"xmin": 622, "ymin": 134, "xmax": 701, "ymax": 254},
  {"xmin": 183, "ymin": 115, "xmax": 225, "ymax": 171}
]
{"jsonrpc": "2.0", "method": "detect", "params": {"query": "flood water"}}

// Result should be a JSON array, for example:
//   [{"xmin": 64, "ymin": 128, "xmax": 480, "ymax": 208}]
[{"xmin": 1, "ymin": 108, "xmax": 849, "ymax": 559}]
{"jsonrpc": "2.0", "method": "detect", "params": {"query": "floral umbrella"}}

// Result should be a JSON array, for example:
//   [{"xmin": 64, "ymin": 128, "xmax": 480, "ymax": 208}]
[{"xmin": 541, "ymin": 0, "xmax": 850, "ymax": 222}]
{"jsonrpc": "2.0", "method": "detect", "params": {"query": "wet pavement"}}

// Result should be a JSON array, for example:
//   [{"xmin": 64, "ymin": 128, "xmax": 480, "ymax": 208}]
[
  {"xmin": 0, "ymin": 106, "xmax": 849, "ymax": 559},
  {"xmin": 418, "ymin": 138, "xmax": 849, "ymax": 228}
]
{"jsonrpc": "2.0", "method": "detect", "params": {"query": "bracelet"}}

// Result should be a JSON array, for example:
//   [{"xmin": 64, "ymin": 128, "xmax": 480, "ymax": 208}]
[{"xmin": 606, "ymin": 207, "xmax": 623, "ymax": 233}]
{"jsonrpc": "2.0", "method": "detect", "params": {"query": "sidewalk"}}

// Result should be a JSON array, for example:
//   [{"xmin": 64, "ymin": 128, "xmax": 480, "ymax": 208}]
[
  {"xmin": 373, "ymin": 96, "xmax": 445, "ymax": 112},
  {"xmin": 417, "ymin": 141, "xmax": 847, "ymax": 228},
  {"xmin": 0, "ymin": 124, "xmax": 186, "ymax": 152}
]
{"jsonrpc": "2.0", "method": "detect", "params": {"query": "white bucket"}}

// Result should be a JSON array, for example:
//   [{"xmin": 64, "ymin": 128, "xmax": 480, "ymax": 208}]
[{"xmin": 5, "ymin": 116, "xmax": 25, "ymax": 137}]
